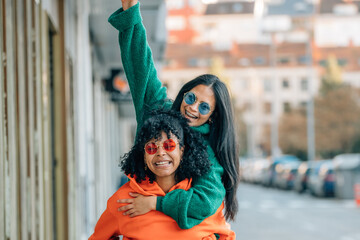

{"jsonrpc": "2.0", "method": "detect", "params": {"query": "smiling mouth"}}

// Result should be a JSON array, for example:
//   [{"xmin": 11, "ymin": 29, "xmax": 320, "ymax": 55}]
[
  {"xmin": 155, "ymin": 161, "xmax": 172, "ymax": 166},
  {"xmin": 185, "ymin": 110, "xmax": 198, "ymax": 119}
]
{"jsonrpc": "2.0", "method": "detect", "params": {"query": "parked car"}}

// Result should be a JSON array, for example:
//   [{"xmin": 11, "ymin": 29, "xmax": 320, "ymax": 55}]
[
  {"xmin": 239, "ymin": 159, "xmax": 252, "ymax": 182},
  {"xmin": 308, "ymin": 160, "xmax": 335, "ymax": 197},
  {"xmin": 252, "ymin": 158, "xmax": 271, "ymax": 184},
  {"xmin": 333, "ymin": 153, "xmax": 360, "ymax": 199},
  {"xmin": 262, "ymin": 155, "xmax": 300, "ymax": 188},
  {"xmin": 294, "ymin": 161, "xmax": 317, "ymax": 193},
  {"xmin": 240, "ymin": 158, "xmax": 270, "ymax": 184},
  {"xmin": 275, "ymin": 161, "xmax": 301, "ymax": 190}
]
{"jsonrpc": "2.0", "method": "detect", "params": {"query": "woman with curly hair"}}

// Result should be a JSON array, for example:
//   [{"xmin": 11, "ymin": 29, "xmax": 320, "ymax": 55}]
[
  {"xmin": 108, "ymin": 0, "xmax": 239, "ymax": 230},
  {"xmin": 89, "ymin": 110, "xmax": 235, "ymax": 240}
]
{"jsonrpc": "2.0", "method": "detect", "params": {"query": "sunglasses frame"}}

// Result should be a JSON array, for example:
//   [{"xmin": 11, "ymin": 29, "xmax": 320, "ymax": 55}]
[
  {"xmin": 183, "ymin": 91, "xmax": 212, "ymax": 115},
  {"xmin": 144, "ymin": 139, "xmax": 177, "ymax": 155}
]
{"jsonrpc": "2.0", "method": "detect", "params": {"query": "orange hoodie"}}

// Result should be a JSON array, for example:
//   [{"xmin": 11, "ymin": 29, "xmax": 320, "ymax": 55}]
[{"xmin": 89, "ymin": 176, "xmax": 235, "ymax": 240}]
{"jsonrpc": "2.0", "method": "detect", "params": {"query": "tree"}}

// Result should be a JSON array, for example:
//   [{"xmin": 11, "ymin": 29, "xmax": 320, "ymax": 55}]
[
  {"xmin": 320, "ymin": 54, "xmax": 343, "ymax": 95},
  {"xmin": 278, "ymin": 110, "xmax": 308, "ymax": 160},
  {"xmin": 315, "ymin": 86, "xmax": 360, "ymax": 158},
  {"xmin": 277, "ymin": 86, "xmax": 360, "ymax": 159},
  {"xmin": 264, "ymin": 55, "xmax": 360, "ymax": 159}
]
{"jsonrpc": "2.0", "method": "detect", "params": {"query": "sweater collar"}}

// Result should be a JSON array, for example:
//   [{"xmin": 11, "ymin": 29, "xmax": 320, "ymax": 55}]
[
  {"xmin": 127, "ymin": 175, "xmax": 192, "ymax": 196},
  {"xmin": 191, "ymin": 123, "xmax": 210, "ymax": 135}
]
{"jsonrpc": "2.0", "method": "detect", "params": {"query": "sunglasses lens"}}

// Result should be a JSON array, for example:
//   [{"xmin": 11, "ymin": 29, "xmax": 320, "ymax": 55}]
[
  {"xmin": 145, "ymin": 142, "xmax": 157, "ymax": 155},
  {"xmin": 184, "ymin": 92, "xmax": 196, "ymax": 105},
  {"xmin": 163, "ymin": 139, "xmax": 176, "ymax": 152},
  {"xmin": 199, "ymin": 102, "xmax": 211, "ymax": 115}
]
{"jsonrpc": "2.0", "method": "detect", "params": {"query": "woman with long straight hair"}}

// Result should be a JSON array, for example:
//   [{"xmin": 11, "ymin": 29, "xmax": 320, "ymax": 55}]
[{"xmin": 108, "ymin": 0, "xmax": 240, "ymax": 229}]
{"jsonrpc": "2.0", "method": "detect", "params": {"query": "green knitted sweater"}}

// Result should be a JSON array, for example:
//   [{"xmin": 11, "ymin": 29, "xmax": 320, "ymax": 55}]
[{"xmin": 108, "ymin": 3, "xmax": 225, "ymax": 229}]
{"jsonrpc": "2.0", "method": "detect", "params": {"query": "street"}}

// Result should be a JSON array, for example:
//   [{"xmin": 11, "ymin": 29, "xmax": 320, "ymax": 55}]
[{"xmin": 231, "ymin": 183, "xmax": 360, "ymax": 240}]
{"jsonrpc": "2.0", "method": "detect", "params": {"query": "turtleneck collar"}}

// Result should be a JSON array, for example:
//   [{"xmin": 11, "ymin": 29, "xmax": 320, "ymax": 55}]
[{"xmin": 191, "ymin": 123, "xmax": 210, "ymax": 135}]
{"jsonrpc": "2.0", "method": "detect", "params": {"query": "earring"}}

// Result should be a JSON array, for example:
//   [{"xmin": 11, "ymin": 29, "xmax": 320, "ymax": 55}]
[
  {"xmin": 208, "ymin": 118, "xmax": 213, "ymax": 124},
  {"xmin": 144, "ymin": 163, "xmax": 148, "ymax": 171}
]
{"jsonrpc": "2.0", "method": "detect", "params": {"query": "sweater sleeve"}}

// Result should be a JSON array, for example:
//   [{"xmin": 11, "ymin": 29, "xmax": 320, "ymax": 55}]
[
  {"xmin": 89, "ymin": 208, "xmax": 120, "ymax": 240},
  {"xmin": 156, "ymin": 144, "xmax": 226, "ymax": 229},
  {"xmin": 108, "ymin": 3, "xmax": 169, "ymax": 126}
]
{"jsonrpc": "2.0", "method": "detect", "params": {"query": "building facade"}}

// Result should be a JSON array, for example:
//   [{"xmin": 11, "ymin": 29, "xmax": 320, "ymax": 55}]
[
  {"xmin": 0, "ymin": 0, "xmax": 166, "ymax": 239},
  {"xmin": 161, "ymin": 0, "xmax": 360, "ymax": 157}
]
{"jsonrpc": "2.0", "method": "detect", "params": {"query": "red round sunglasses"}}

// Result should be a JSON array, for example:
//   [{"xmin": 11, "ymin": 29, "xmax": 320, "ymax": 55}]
[{"xmin": 145, "ymin": 139, "xmax": 177, "ymax": 155}]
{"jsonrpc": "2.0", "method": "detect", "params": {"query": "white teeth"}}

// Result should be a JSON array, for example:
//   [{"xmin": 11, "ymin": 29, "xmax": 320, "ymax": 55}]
[
  {"xmin": 155, "ymin": 161, "xmax": 170, "ymax": 166},
  {"xmin": 185, "ymin": 110, "xmax": 198, "ymax": 119}
]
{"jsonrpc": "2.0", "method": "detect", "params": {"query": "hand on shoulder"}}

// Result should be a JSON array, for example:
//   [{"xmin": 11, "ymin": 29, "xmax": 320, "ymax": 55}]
[{"xmin": 121, "ymin": 0, "xmax": 138, "ymax": 11}]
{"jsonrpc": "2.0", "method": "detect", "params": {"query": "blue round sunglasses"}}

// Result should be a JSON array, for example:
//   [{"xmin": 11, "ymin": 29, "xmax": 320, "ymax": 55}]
[{"xmin": 183, "ymin": 92, "xmax": 212, "ymax": 115}]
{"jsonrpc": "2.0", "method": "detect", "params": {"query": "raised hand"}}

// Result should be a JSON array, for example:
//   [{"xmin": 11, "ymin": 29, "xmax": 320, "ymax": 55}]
[{"xmin": 121, "ymin": 0, "xmax": 138, "ymax": 11}]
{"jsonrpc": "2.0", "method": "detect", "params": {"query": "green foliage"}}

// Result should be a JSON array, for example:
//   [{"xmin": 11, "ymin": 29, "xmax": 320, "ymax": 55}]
[
  {"xmin": 277, "ymin": 86, "xmax": 360, "ymax": 159},
  {"xmin": 320, "ymin": 54, "xmax": 343, "ymax": 95}
]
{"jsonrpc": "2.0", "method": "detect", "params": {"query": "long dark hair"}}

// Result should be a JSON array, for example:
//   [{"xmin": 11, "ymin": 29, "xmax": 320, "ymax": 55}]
[
  {"xmin": 172, "ymin": 74, "xmax": 239, "ymax": 221},
  {"xmin": 121, "ymin": 109, "xmax": 211, "ymax": 184}
]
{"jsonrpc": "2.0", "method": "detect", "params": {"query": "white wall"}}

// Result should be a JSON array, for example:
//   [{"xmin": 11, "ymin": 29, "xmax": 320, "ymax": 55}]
[{"xmin": 315, "ymin": 16, "xmax": 360, "ymax": 47}]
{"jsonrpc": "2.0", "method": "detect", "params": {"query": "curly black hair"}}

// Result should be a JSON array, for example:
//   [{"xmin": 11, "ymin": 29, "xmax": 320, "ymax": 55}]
[{"xmin": 120, "ymin": 109, "xmax": 211, "ymax": 184}]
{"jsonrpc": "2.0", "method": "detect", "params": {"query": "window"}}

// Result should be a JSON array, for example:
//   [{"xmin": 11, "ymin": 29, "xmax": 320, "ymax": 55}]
[
  {"xmin": 282, "ymin": 78, "xmax": 290, "ymax": 89},
  {"xmin": 300, "ymin": 101, "xmax": 307, "ymax": 109},
  {"xmin": 232, "ymin": 3, "xmax": 243, "ymax": 13},
  {"xmin": 263, "ymin": 78, "xmax": 272, "ymax": 92},
  {"xmin": 164, "ymin": 59, "xmax": 177, "ymax": 68},
  {"xmin": 188, "ymin": 58, "xmax": 198, "ymax": 67},
  {"xmin": 283, "ymin": 102, "xmax": 291, "ymax": 113},
  {"xmin": 300, "ymin": 77, "xmax": 308, "ymax": 91},
  {"xmin": 238, "ymin": 58, "xmax": 250, "ymax": 67},
  {"xmin": 338, "ymin": 58, "xmax": 348, "ymax": 66},
  {"xmin": 278, "ymin": 57, "xmax": 290, "ymax": 65},
  {"xmin": 264, "ymin": 102, "xmax": 272, "ymax": 114},
  {"xmin": 319, "ymin": 59, "xmax": 327, "ymax": 67},
  {"xmin": 197, "ymin": 59, "xmax": 210, "ymax": 67},
  {"xmin": 297, "ymin": 55, "xmax": 309, "ymax": 65},
  {"xmin": 254, "ymin": 56, "xmax": 266, "ymax": 65}
]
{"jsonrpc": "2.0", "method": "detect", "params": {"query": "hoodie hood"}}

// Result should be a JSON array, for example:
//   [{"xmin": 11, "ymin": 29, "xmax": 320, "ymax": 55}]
[{"xmin": 127, "ymin": 175, "xmax": 192, "ymax": 196}]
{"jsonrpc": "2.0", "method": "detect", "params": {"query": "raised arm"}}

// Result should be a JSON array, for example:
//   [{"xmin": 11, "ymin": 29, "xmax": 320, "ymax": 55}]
[
  {"xmin": 108, "ymin": 1, "xmax": 169, "ymax": 125},
  {"xmin": 157, "ymin": 143, "xmax": 226, "ymax": 229}
]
